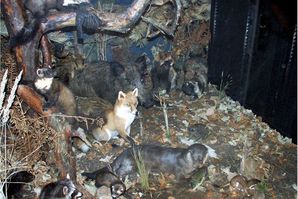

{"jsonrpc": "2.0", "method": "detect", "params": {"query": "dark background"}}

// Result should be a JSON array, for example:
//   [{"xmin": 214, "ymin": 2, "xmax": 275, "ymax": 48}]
[{"xmin": 208, "ymin": 0, "xmax": 297, "ymax": 143}]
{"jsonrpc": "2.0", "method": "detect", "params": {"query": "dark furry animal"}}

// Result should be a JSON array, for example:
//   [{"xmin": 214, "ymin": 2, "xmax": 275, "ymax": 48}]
[
  {"xmin": 3, "ymin": 171, "xmax": 35, "ymax": 199},
  {"xmin": 82, "ymin": 168, "xmax": 126, "ymax": 199},
  {"xmin": 74, "ymin": 2, "xmax": 103, "ymax": 43},
  {"xmin": 39, "ymin": 174, "xmax": 82, "ymax": 199},
  {"xmin": 67, "ymin": 57, "xmax": 154, "ymax": 108},
  {"xmin": 183, "ymin": 57, "xmax": 208, "ymax": 96},
  {"xmin": 113, "ymin": 144, "xmax": 208, "ymax": 180},
  {"xmin": 152, "ymin": 52, "xmax": 174, "ymax": 93},
  {"xmin": 152, "ymin": 60, "xmax": 173, "ymax": 92},
  {"xmin": 51, "ymin": 40, "xmax": 69, "ymax": 59},
  {"xmin": 9, "ymin": 0, "xmax": 102, "ymax": 47},
  {"xmin": 83, "ymin": 144, "xmax": 209, "ymax": 182},
  {"xmin": 182, "ymin": 81, "xmax": 200, "ymax": 98}
]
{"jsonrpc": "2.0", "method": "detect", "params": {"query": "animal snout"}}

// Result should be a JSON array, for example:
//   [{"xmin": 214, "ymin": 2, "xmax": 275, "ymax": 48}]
[{"xmin": 139, "ymin": 98, "xmax": 154, "ymax": 108}]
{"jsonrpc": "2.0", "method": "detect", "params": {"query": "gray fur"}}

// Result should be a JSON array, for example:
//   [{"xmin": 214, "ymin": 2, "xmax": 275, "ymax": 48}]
[{"xmin": 111, "ymin": 144, "xmax": 208, "ymax": 180}]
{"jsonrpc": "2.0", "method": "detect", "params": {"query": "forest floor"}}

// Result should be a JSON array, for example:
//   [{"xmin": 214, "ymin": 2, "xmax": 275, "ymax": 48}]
[
  {"xmin": 1, "ymin": 36, "xmax": 297, "ymax": 199},
  {"xmin": 75, "ymin": 88, "xmax": 297, "ymax": 199}
]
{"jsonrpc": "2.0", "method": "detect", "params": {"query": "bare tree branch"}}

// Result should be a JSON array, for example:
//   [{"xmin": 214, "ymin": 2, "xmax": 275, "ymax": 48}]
[
  {"xmin": 142, "ymin": 0, "xmax": 182, "ymax": 37},
  {"xmin": 41, "ymin": 0, "xmax": 181, "ymax": 35},
  {"xmin": 40, "ymin": 35, "xmax": 53, "ymax": 68}
]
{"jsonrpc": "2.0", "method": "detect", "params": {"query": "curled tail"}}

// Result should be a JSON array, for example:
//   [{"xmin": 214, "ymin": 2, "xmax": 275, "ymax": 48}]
[{"xmin": 9, "ymin": 18, "xmax": 40, "ymax": 47}]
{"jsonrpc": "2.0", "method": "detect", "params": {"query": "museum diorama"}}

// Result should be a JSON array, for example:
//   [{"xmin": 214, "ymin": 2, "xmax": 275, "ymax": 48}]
[{"xmin": 0, "ymin": 0, "xmax": 296, "ymax": 198}]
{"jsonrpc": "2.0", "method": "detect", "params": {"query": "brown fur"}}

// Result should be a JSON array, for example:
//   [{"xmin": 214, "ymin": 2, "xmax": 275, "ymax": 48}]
[{"xmin": 44, "ymin": 79, "xmax": 77, "ymax": 118}]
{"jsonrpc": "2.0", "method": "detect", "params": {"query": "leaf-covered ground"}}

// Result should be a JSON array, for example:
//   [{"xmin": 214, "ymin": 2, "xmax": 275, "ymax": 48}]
[
  {"xmin": 76, "ymin": 88, "xmax": 297, "ymax": 199},
  {"xmin": 1, "ymin": 36, "xmax": 296, "ymax": 198}
]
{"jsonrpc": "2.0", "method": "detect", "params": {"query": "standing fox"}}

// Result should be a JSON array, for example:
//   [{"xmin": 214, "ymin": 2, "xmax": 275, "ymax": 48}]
[{"xmin": 92, "ymin": 88, "xmax": 138, "ymax": 144}]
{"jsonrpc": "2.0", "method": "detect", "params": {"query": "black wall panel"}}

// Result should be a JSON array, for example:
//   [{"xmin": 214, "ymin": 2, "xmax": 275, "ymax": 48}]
[{"xmin": 208, "ymin": 0, "xmax": 297, "ymax": 142}]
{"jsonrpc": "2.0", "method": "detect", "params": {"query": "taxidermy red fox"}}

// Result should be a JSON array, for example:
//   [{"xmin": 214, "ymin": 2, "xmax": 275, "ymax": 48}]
[{"xmin": 92, "ymin": 88, "xmax": 138, "ymax": 144}]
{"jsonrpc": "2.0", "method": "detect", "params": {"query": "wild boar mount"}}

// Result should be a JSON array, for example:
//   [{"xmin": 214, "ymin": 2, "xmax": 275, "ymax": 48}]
[{"xmin": 1, "ymin": 0, "xmax": 181, "ymax": 82}]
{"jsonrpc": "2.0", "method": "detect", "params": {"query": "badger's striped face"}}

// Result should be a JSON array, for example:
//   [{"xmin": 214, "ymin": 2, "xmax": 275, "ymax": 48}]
[
  {"xmin": 68, "ymin": 186, "xmax": 83, "ymax": 199},
  {"xmin": 71, "ymin": 191, "xmax": 83, "ymax": 199},
  {"xmin": 111, "ymin": 183, "xmax": 126, "ymax": 198},
  {"xmin": 62, "ymin": 0, "xmax": 90, "ymax": 6},
  {"xmin": 62, "ymin": 175, "xmax": 83, "ymax": 199}
]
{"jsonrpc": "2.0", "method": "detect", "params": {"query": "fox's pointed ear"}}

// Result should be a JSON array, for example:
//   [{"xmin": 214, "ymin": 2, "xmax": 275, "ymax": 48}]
[
  {"xmin": 118, "ymin": 91, "xmax": 126, "ymax": 100},
  {"xmin": 132, "ymin": 88, "xmax": 138, "ymax": 97}
]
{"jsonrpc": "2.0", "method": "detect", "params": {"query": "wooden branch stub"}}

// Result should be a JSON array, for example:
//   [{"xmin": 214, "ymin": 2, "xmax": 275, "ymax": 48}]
[
  {"xmin": 2, "ymin": 0, "xmax": 41, "ymax": 81},
  {"xmin": 102, "ymin": 0, "xmax": 151, "ymax": 33},
  {"xmin": 1, "ymin": 0, "xmax": 25, "ymax": 34},
  {"xmin": 42, "ymin": 12, "xmax": 77, "ymax": 34},
  {"xmin": 40, "ymin": 35, "xmax": 53, "ymax": 68},
  {"xmin": 17, "ymin": 84, "xmax": 58, "ymax": 116},
  {"xmin": 65, "ymin": 126, "xmax": 77, "ymax": 181},
  {"xmin": 54, "ymin": 147, "xmax": 67, "ymax": 179},
  {"xmin": 41, "ymin": 0, "xmax": 181, "ymax": 40},
  {"xmin": 17, "ymin": 85, "xmax": 44, "ymax": 114},
  {"xmin": 17, "ymin": 35, "xmax": 42, "ymax": 81}
]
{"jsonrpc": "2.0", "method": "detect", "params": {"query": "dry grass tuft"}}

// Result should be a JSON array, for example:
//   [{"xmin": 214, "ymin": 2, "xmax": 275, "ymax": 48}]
[
  {"xmin": 0, "ymin": 37, "xmax": 59, "ymax": 191},
  {"xmin": 133, "ymin": 147, "xmax": 150, "ymax": 190},
  {"xmin": 0, "ymin": 85, "xmax": 58, "ymax": 182},
  {"xmin": 7, "ymin": 99, "xmax": 58, "ymax": 167}
]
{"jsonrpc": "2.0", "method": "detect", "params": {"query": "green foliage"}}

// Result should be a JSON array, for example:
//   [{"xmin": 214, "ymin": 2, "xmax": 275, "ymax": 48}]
[
  {"xmin": 129, "ymin": 25, "xmax": 148, "ymax": 48},
  {"xmin": 256, "ymin": 181, "xmax": 269, "ymax": 193},
  {"xmin": 133, "ymin": 147, "xmax": 150, "ymax": 190},
  {"xmin": 218, "ymin": 72, "xmax": 232, "ymax": 99},
  {"xmin": 191, "ymin": 169, "xmax": 206, "ymax": 189}
]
